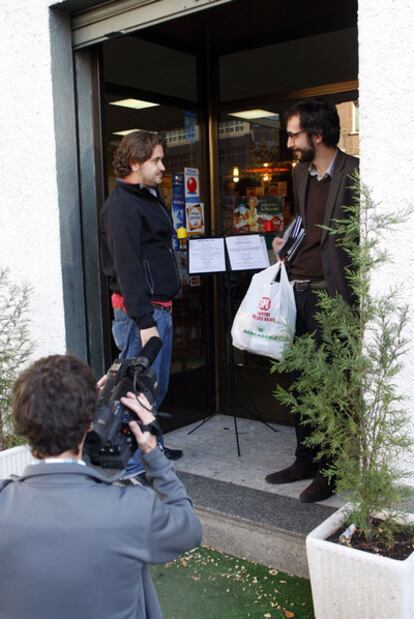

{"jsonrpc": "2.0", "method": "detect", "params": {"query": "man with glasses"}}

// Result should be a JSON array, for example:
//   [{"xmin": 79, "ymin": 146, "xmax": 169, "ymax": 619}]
[{"xmin": 266, "ymin": 98, "xmax": 358, "ymax": 502}]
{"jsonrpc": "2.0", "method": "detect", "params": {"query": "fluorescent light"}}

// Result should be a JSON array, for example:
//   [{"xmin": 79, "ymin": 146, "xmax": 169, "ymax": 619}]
[
  {"xmin": 230, "ymin": 109, "xmax": 277, "ymax": 120},
  {"xmin": 112, "ymin": 128, "xmax": 141, "ymax": 136},
  {"xmin": 109, "ymin": 98, "xmax": 159, "ymax": 110}
]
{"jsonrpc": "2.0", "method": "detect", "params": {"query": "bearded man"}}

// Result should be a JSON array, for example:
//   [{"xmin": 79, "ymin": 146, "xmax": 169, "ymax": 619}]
[{"xmin": 266, "ymin": 98, "xmax": 358, "ymax": 502}]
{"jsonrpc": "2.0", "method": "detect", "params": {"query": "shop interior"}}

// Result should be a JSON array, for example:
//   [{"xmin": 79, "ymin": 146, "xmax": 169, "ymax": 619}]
[{"xmin": 99, "ymin": 0, "xmax": 359, "ymax": 430}]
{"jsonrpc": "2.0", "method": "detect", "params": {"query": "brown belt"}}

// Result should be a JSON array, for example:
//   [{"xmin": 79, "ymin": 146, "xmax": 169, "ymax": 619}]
[{"xmin": 291, "ymin": 279, "xmax": 327, "ymax": 292}]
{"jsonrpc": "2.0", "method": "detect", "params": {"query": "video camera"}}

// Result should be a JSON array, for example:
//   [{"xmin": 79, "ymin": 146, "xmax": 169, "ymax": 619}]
[{"xmin": 84, "ymin": 336, "xmax": 162, "ymax": 469}]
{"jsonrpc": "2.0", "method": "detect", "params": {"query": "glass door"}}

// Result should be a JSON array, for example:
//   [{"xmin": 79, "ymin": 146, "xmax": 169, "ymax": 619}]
[{"xmin": 101, "ymin": 89, "xmax": 214, "ymax": 428}]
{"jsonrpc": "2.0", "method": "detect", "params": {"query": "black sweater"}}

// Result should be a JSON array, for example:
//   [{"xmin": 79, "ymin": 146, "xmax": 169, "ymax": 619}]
[{"xmin": 100, "ymin": 181, "xmax": 180, "ymax": 329}]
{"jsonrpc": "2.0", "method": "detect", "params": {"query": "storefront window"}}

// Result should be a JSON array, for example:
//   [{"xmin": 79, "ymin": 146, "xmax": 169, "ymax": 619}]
[
  {"xmin": 219, "ymin": 112, "xmax": 295, "ymax": 231},
  {"xmin": 337, "ymin": 100, "xmax": 360, "ymax": 157},
  {"xmin": 218, "ymin": 109, "xmax": 294, "ymax": 374}
]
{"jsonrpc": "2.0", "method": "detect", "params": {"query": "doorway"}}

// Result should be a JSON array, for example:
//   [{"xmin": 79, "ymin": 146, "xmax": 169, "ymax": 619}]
[{"xmin": 93, "ymin": 0, "xmax": 358, "ymax": 429}]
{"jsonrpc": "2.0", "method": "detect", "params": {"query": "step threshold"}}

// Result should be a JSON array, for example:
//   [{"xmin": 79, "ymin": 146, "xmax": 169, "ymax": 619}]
[{"xmin": 178, "ymin": 471, "xmax": 336, "ymax": 578}]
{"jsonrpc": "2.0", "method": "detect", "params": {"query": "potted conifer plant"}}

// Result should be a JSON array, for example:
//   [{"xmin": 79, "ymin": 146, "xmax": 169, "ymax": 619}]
[
  {"xmin": 0, "ymin": 268, "xmax": 35, "ymax": 476},
  {"xmin": 271, "ymin": 176, "xmax": 414, "ymax": 618}
]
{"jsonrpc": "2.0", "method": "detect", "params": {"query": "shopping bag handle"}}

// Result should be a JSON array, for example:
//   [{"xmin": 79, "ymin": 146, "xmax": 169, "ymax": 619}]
[{"xmin": 269, "ymin": 261, "xmax": 288, "ymax": 284}]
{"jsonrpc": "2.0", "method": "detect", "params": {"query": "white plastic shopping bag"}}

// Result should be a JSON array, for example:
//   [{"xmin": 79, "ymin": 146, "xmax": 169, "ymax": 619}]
[{"xmin": 231, "ymin": 261, "xmax": 296, "ymax": 361}]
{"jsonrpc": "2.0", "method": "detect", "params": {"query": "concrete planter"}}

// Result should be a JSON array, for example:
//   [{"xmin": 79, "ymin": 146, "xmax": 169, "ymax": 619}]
[
  {"xmin": 0, "ymin": 445, "xmax": 36, "ymax": 477},
  {"xmin": 306, "ymin": 504, "xmax": 414, "ymax": 619}
]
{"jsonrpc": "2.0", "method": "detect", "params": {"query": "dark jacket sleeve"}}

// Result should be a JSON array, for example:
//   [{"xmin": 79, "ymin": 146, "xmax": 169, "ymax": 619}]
[{"xmin": 103, "ymin": 197, "xmax": 156, "ymax": 329}]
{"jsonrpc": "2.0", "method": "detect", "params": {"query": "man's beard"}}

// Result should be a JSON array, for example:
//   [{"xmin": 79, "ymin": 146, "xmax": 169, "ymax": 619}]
[{"xmin": 294, "ymin": 138, "xmax": 315, "ymax": 163}]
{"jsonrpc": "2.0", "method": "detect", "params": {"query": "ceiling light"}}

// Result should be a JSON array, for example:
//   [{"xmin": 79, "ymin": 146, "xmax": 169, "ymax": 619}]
[
  {"xmin": 112, "ymin": 128, "xmax": 141, "ymax": 136},
  {"xmin": 230, "ymin": 109, "xmax": 277, "ymax": 120},
  {"xmin": 109, "ymin": 98, "xmax": 159, "ymax": 110}
]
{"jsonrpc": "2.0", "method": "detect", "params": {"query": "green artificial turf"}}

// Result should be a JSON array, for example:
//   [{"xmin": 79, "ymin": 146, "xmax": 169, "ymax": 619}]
[{"xmin": 151, "ymin": 546, "xmax": 315, "ymax": 619}]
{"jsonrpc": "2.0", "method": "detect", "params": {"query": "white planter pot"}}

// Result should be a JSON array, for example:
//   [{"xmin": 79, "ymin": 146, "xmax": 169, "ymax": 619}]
[
  {"xmin": 306, "ymin": 504, "xmax": 414, "ymax": 619},
  {"xmin": 0, "ymin": 445, "xmax": 36, "ymax": 477}
]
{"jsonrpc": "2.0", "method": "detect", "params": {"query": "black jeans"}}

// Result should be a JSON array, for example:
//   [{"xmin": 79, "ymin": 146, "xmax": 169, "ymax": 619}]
[{"xmin": 292, "ymin": 288, "xmax": 324, "ymax": 466}]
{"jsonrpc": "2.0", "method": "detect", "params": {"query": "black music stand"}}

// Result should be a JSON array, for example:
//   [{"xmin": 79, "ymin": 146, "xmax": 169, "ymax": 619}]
[{"xmin": 186, "ymin": 235, "xmax": 278, "ymax": 456}]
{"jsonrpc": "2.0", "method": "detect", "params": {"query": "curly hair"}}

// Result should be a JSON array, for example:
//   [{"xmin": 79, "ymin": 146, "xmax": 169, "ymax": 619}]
[
  {"xmin": 113, "ymin": 130, "xmax": 166, "ymax": 178},
  {"xmin": 285, "ymin": 98, "xmax": 340, "ymax": 147},
  {"xmin": 13, "ymin": 354, "xmax": 97, "ymax": 458}
]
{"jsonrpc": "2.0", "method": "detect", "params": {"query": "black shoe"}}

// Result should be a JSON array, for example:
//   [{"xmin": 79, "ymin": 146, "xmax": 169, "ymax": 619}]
[
  {"xmin": 163, "ymin": 447, "xmax": 183, "ymax": 461},
  {"xmin": 299, "ymin": 472, "xmax": 335, "ymax": 503},
  {"xmin": 265, "ymin": 459, "xmax": 317, "ymax": 485}
]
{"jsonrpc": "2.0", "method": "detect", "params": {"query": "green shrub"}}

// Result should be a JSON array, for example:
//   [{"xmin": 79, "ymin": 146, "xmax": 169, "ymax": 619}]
[
  {"xmin": 0, "ymin": 268, "xmax": 34, "ymax": 450},
  {"xmin": 272, "ymin": 175, "xmax": 413, "ymax": 542}
]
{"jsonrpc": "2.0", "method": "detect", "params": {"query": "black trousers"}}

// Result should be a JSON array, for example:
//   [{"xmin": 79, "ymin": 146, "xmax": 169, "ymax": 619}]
[{"xmin": 292, "ymin": 288, "xmax": 324, "ymax": 466}]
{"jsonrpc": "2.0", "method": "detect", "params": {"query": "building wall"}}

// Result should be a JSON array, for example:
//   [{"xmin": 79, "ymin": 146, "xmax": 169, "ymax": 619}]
[
  {"xmin": 359, "ymin": 0, "xmax": 414, "ymax": 476},
  {"xmin": 0, "ymin": 0, "xmax": 66, "ymax": 357}
]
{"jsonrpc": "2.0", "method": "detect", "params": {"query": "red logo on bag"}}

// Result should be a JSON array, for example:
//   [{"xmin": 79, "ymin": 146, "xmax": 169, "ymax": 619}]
[{"xmin": 259, "ymin": 296, "xmax": 271, "ymax": 311}]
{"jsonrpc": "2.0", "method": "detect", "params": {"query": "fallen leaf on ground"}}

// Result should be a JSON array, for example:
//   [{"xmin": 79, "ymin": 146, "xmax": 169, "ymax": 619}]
[
  {"xmin": 191, "ymin": 575, "xmax": 201, "ymax": 582},
  {"xmin": 179, "ymin": 559, "xmax": 188, "ymax": 567},
  {"xmin": 283, "ymin": 610, "xmax": 295, "ymax": 618}
]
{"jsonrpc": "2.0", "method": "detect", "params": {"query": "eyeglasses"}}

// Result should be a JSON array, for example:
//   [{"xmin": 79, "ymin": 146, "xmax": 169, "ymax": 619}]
[{"xmin": 287, "ymin": 130, "xmax": 306, "ymax": 140}]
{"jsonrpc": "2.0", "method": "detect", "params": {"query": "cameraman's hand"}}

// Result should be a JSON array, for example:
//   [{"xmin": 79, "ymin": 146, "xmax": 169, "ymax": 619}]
[
  {"xmin": 121, "ymin": 391, "xmax": 157, "ymax": 454},
  {"xmin": 97, "ymin": 375, "xmax": 108, "ymax": 391}
]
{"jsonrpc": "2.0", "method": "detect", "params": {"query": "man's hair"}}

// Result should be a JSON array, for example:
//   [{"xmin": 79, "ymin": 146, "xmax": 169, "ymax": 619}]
[
  {"xmin": 285, "ymin": 98, "xmax": 340, "ymax": 147},
  {"xmin": 13, "ymin": 354, "xmax": 97, "ymax": 458},
  {"xmin": 113, "ymin": 130, "xmax": 166, "ymax": 178}
]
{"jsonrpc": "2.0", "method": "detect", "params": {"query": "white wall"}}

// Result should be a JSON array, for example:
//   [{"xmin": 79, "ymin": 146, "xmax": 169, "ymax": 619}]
[
  {"xmin": 0, "ymin": 0, "xmax": 66, "ymax": 356},
  {"xmin": 359, "ymin": 0, "xmax": 414, "ymax": 478}
]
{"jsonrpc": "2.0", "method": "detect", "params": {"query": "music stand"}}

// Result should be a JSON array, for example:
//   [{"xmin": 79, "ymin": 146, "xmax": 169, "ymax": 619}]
[
  {"xmin": 185, "ymin": 236, "xmax": 228, "ymax": 436},
  {"xmin": 187, "ymin": 234, "xmax": 278, "ymax": 456}
]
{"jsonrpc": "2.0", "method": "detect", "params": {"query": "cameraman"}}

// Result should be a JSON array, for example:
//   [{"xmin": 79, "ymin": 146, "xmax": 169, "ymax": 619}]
[{"xmin": 0, "ymin": 354, "xmax": 202, "ymax": 619}]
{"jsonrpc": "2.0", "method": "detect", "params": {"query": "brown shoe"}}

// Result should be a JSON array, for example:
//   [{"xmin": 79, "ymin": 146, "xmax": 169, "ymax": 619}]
[
  {"xmin": 265, "ymin": 459, "xmax": 317, "ymax": 485},
  {"xmin": 299, "ymin": 472, "xmax": 335, "ymax": 503}
]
